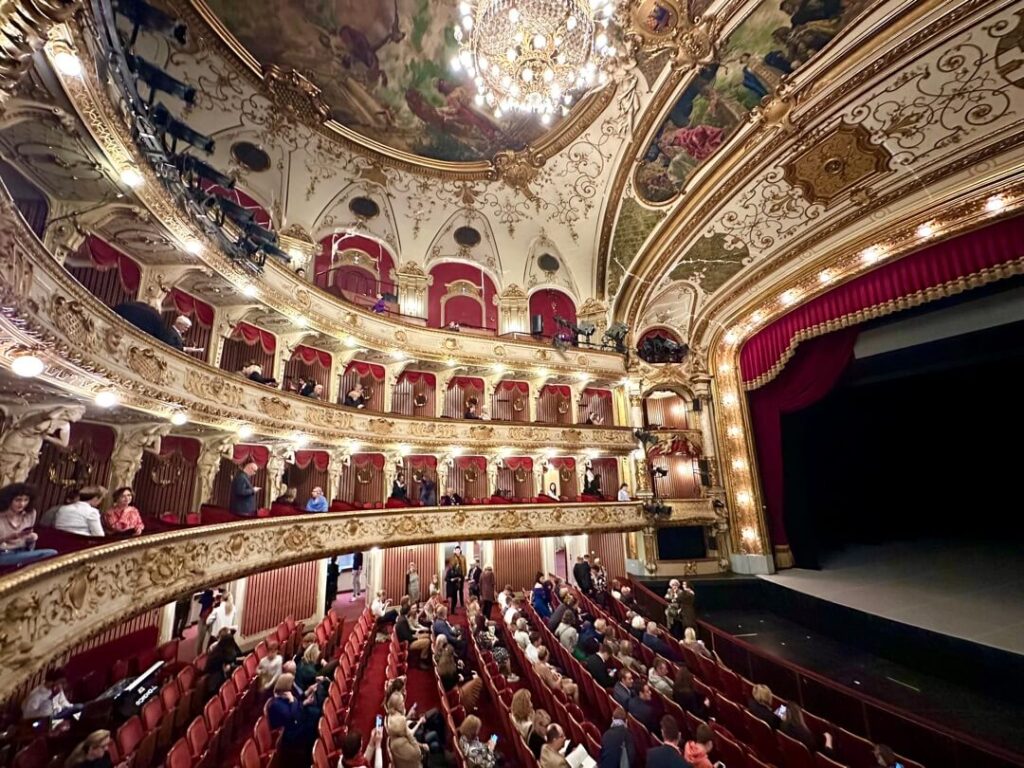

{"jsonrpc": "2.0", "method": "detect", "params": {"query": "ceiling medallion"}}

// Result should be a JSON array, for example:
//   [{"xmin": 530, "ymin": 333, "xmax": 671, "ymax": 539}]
[{"xmin": 452, "ymin": 0, "xmax": 622, "ymax": 123}]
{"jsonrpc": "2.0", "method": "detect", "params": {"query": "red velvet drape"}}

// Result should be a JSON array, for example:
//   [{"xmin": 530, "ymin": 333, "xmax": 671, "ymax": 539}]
[
  {"xmin": 537, "ymin": 385, "xmax": 573, "ymax": 425},
  {"xmin": 740, "ymin": 214, "xmax": 1024, "ymax": 387},
  {"xmin": 393, "ymin": 371, "xmax": 436, "ymax": 417},
  {"xmin": 579, "ymin": 388, "xmax": 613, "ymax": 425},
  {"xmin": 491, "ymin": 380, "xmax": 529, "ymax": 422},
  {"xmin": 748, "ymin": 328, "xmax": 859, "ymax": 548},
  {"xmin": 444, "ymin": 377, "xmax": 484, "ymax": 418},
  {"xmin": 134, "ymin": 436, "xmax": 200, "ymax": 520},
  {"xmin": 340, "ymin": 361, "xmax": 385, "ymax": 412},
  {"xmin": 528, "ymin": 288, "xmax": 577, "ymax": 339}
]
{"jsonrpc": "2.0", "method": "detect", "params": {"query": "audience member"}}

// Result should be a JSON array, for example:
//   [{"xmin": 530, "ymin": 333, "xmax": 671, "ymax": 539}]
[
  {"xmin": 304, "ymin": 486, "xmax": 328, "ymax": 512},
  {"xmin": 648, "ymin": 659, "xmax": 674, "ymax": 697},
  {"xmin": 671, "ymin": 666, "xmax": 708, "ymax": 719},
  {"xmin": 614, "ymin": 640, "xmax": 646, "ymax": 678},
  {"xmin": 511, "ymin": 688, "xmax": 535, "ymax": 738},
  {"xmin": 547, "ymin": 591, "xmax": 573, "ymax": 631},
  {"xmin": 781, "ymin": 701, "xmax": 834, "ymax": 754},
  {"xmin": 274, "ymin": 487, "xmax": 298, "ymax": 505},
  {"xmin": 54, "ymin": 486, "xmax": 106, "ymax": 537},
  {"xmin": 642, "ymin": 622, "xmax": 673, "ymax": 658},
  {"xmin": 256, "ymin": 639, "xmax": 283, "ymax": 691},
  {"xmin": 628, "ymin": 613, "xmax": 647, "ymax": 642},
  {"xmin": 372, "ymin": 590, "xmax": 398, "ymax": 623},
  {"xmin": 554, "ymin": 610, "xmax": 579, "ymax": 652},
  {"xmin": 527, "ymin": 709, "xmax": 552, "ymax": 759},
  {"xmin": 205, "ymin": 627, "xmax": 242, "ymax": 693},
  {"xmin": 497, "ymin": 584, "xmax": 514, "ymax": 612},
  {"xmin": 405, "ymin": 562, "xmax": 422, "ymax": 603},
  {"xmin": 525, "ymin": 632, "xmax": 543, "ymax": 665},
  {"xmin": 241, "ymin": 363, "xmax": 278, "ymax": 387},
  {"xmin": 617, "ymin": 483, "xmax": 631, "ymax": 502},
  {"xmin": 207, "ymin": 592, "xmax": 239, "ymax": 637},
  {"xmin": 531, "ymin": 572, "xmax": 552, "ymax": 618},
  {"xmin": 446, "ymin": 546, "xmax": 467, "ymax": 613},
  {"xmin": 619, "ymin": 585, "xmax": 638, "ymax": 610},
  {"xmin": 513, "ymin": 618, "xmax": 531, "ymax": 649},
  {"xmin": 874, "ymin": 744, "xmax": 904, "ymax": 768},
  {"xmin": 628, "ymin": 683, "xmax": 661, "ymax": 734},
  {"xmin": 268, "ymin": 673, "xmax": 317, "ymax": 757},
  {"xmin": 229, "ymin": 461, "xmax": 261, "ymax": 517},
  {"xmin": 583, "ymin": 642, "xmax": 616, "ymax": 689},
  {"xmin": 479, "ymin": 565, "xmax": 496, "ymax": 619},
  {"xmin": 386, "ymin": 692, "xmax": 430, "ymax": 768},
  {"xmin": 683, "ymin": 626, "xmax": 712, "ymax": 659},
  {"xmin": 612, "ymin": 669, "xmax": 635, "ymax": 708},
  {"xmin": 166, "ymin": 315, "xmax": 204, "ymax": 354},
  {"xmin": 64, "ymin": 729, "xmax": 119, "ymax": 768},
  {"xmin": 591, "ymin": 559, "xmax": 609, "ymax": 605},
  {"xmin": 748, "ymin": 683, "xmax": 781, "ymax": 729},
  {"xmin": 540, "ymin": 723, "xmax": 570, "ymax": 768},
  {"xmin": 23, "ymin": 668, "xmax": 79, "ymax": 720},
  {"xmin": 535, "ymin": 646, "xmax": 579, "ymax": 702},
  {"xmin": 645, "ymin": 716, "xmax": 688, "ymax": 768},
  {"xmin": 458, "ymin": 715, "xmax": 497, "ymax": 768},
  {"xmin": 352, "ymin": 551, "xmax": 364, "ymax": 598},
  {"xmin": 467, "ymin": 559, "xmax": 482, "ymax": 600},
  {"xmin": 340, "ymin": 728, "xmax": 383, "ymax": 768},
  {"xmin": 576, "ymin": 617, "xmax": 606, "ymax": 658},
  {"xmin": 296, "ymin": 643, "xmax": 328, "ymax": 690},
  {"xmin": 0, "ymin": 483, "xmax": 57, "ymax": 566},
  {"xmin": 504, "ymin": 597, "xmax": 522, "ymax": 627},
  {"xmin": 344, "ymin": 383, "xmax": 368, "ymax": 408},
  {"xmin": 572, "ymin": 555, "xmax": 592, "ymax": 593},
  {"xmin": 104, "ymin": 486, "xmax": 144, "ymax": 535},
  {"xmin": 598, "ymin": 708, "xmax": 636, "ymax": 768},
  {"xmin": 431, "ymin": 605, "xmax": 465, "ymax": 653},
  {"xmin": 437, "ymin": 644, "xmax": 483, "ymax": 710},
  {"xmin": 418, "ymin": 475, "xmax": 437, "ymax": 505},
  {"xmin": 390, "ymin": 473, "xmax": 408, "ymax": 501},
  {"xmin": 683, "ymin": 724, "xmax": 716, "ymax": 768}
]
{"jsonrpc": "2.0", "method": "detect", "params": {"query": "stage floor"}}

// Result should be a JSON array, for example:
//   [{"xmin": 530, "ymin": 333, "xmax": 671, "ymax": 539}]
[{"xmin": 760, "ymin": 538, "xmax": 1024, "ymax": 655}]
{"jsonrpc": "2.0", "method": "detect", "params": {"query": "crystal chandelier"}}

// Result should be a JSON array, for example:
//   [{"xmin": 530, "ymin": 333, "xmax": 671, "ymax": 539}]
[{"xmin": 452, "ymin": 0, "xmax": 620, "ymax": 123}]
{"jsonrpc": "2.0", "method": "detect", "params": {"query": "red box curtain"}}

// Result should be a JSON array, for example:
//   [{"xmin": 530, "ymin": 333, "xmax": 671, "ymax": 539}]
[
  {"xmin": 232, "ymin": 321, "xmax": 277, "ymax": 354},
  {"xmin": 503, "ymin": 456, "xmax": 533, "ymax": 470},
  {"xmin": 346, "ymin": 360, "xmax": 386, "ymax": 379},
  {"xmin": 455, "ymin": 456, "xmax": 487, "ymax": 471},
  {"xmin": 292, "ymin": 345, "xmax": 332, "ymax": 369},
  {"xmin": 293, "ymin": 450, "xmax": 330, "ymax": 471},
  {"xmin": 497, "ymin": 380, "xmax": 529, "ymax": 394},
  {"xmin": 406, "ymin": 455, "xmax": 437, "ymax": 470},
  {"xmin": 404, "ymin": 455, "xmax": 437, "ymax": 502},
  {"xmin": 542, "ymin": 384, "xmax": 571, "ymax": 397},
  {"xmin": 739, "ymin": 213, "xmax": 1024, "ymax": 388},
  {"xmin": 400, "ymin": 371, "xmax": 436, "ymax": 386},
  {"xmin": 233, "ymin": 444, "xmax": 270, "ymax": 468},
  {"xmin": 81, "ymin": 235, "xmax": 141, "ymax": 293},
  {"xmin": 169, "ymin": 288, "xmax": 215, "ymax": 327},
  {"xmin": 649, "ymin": 437, "xmax": 697, "ymax": 456},
  {"xmin": 548, "ymin": 457, "xmax": 575, "ymax": 470},
  {"xmin": 449, "ymin": 376, "xmax": 484, "ymax": 391}
]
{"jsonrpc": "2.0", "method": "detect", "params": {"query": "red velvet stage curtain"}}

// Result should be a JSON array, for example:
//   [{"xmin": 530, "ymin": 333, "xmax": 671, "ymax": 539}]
[
  {"xmin": 393, "ymin": 371, "xmax": 436, "ymax": 417},
  {"xmin": 740, "ymin": 214, "xmax": 1024, "ymax": 387},
  {"xmin": 450, "ymin": 456, "xmax": 488, "ymax": 501},
  {"xmin": 340, "ymin": 360, "xmax": 385, "ymax": 412},
  {"xmin": 548, "ymin": 457, "xmax": 577, "ymax": 499},
  {"xmin": 588, "ymin": 458, "xmax": 619, "ymax": 498},
  {"xmin": 444, "ymin": 376, "xmax": 484, "ymax": 418},
  {"xmin": 221, "ymin": 322, "xmax": 276, "ymax": 377},
  {"xmin": 403, "ymin": 455, "xmax": 437, "ymax": 503},
  {"xmin": 160, "ymin": 288, "xmax": 214, "ymax": 360},
  {"xmin": 589, "ymin": 532, "xmax": 626, "ymax": 580},
  {"xmin": 283, "ymin": 344, "xmax": 332, "ymax": 394},
  {"xmin": 579, "ymin": 388, "xmax": 613, "ymax": 425},
  {"xmin": 528, "ymin": 288, "xmax": 577, "ymax": 339},
  {"xmin": 427, "ymin": 262, "xmax": 498, "ymax": 330},
  {"xmin": 133, "ymin": 436, "xmax": 200, "ymax": 520},
  {"xmin": 27, "ymin": 422, "xmax": 115, "ymax": 512},
  {"xmin": 492, "ymin": 538, "xmax": 543, "ymax": 591},
  {"xmin": 749, "ymin": 327, "xmax": 859, "ymax": 548},
  {"xmin": 382, "ymin": 544, "xmax": 438, "ymax": 600},
  {"xmin": 537, "ymin": 384, "xmax": 573, "ymax": 425},
  {"xmin": 242, "ymin": 561, "xmax": 318, "ymax": 636},
  {"xmin": 497, "ymin": 457, "xmax": 534, "ymax": 500},
  {"xmin": 339, "ymin": 453, "xmax": 385, "ymax": 505},
  {"xmin": 68, "ymin": 237, "xmax": 140, "ymax": 308},
  {"xmin": 643, "ymin": 391, "xmax": 690, "ymax": 429},
  {"xmin": 290, "ymin": 450, "xmax": 330, "ymax": 504},
  {"xmin": 491, "ymin": 380, "xmax": 529, "ymax": 422}
]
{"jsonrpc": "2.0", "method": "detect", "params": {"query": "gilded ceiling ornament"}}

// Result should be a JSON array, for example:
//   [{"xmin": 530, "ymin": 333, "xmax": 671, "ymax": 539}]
[
  {"xmin": 127, "ymin": 347, "xmax": 171, "ymax": 385},
  {"xmin": 468, "ymin": 425, "xmax": 495, "ymax": 440},
  {"xmin": 0, "ymin": 2, "xmax": 81, "ymax": 102},
  {"xmin": 781, "ymin": 122, "xmax": 892, "ymax": 206},
  {"xmin": 259, "ymin": 396, "xmax": 292, "ymax": 420},
  {"xmin": 492, "ymin": 149, "xmax": 545, "ymax": 199},
  {"xmin": 260, "ymin": 64, "xmax": 331, "ymax": 122},
  {"xmin": 367, "ymin": 418, "xmax": 395, "ymax": 435}
]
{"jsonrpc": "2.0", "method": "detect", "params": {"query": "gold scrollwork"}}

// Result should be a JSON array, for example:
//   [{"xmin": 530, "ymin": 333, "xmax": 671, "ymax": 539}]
[
  {"xmin": 127, "ymin": 346, "xmax": 171, "ymax": 385},
  {"xmin": 260, "ymin": 396, "xmax": 292, "ymax": 420}
]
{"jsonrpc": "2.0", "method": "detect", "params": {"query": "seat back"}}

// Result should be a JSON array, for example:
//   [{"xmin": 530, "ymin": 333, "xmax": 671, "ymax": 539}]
[
  {"xmin": 117, "ymin": 716, "xmax": 145, "ymax": 756},
  {"xmin": 744, "ymin": 711, "xmax": 781, "ymax": 765},
  {"xmin": 165, "ymin": 738, "xmax": 192, "ymax": 768},
  {"xmin": 186, "ymin": 717, "xmax": 209, "ymax": 757},
  {"xmin": 777, "ymin": 730, "xmax": 815, "ymax": 768},
  {"xmin": 254, "ymin": 717, "xmax": 275, "ymax": 755},
  {"xmin": 239, "ymin": 740, "xmax": 261, "ymax": 768},
  {"xmin": 141, "ymin": 697, "xmax": 164, "ymax": 731},
  {"xmin": 312, "ymin": 739, "xmax": 331, "ymax": 768},
  {"xmin": 204, "ymin": 697, "xmax": 224, "ymax": 733}
]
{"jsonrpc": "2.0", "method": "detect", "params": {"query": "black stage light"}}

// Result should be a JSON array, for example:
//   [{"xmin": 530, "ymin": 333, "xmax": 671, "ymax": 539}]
[
  {"xmin": 258, "ymin": 241, "xmax": 290, "ymax": 262},
  {"xmin": 152, "ymin": 103, "xmax": 214, "ymax": 154},
  {"xmin": 127, "ymin": 55, "xmax": 196, "ymax": 106},
  {"xmin": 174, "ymin": 154, "xmax": 234, "ymax": 189},
  {"xmin": 243, "ymin": 220, "xmax": 278, "ymax": 248},
  {"xmin": 215, "ymin": 196, "xmax": 256, "ymax": 227},
  {"xmin": 116, "ymin": 0, "xmax": 187, "ymax": 46},
  {"xmin": 652, "ymin": 467, "xmax": 669, "ymax": 478}
]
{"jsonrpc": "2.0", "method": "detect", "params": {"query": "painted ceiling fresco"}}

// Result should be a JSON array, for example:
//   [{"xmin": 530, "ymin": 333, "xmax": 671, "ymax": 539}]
[
  {"xmin": 204, "ymin": 0, "xmax": 565, "ymax": 163},
  {"xmin": 635, "ymin": 0, "xmax": 868, "ymax": 202}
]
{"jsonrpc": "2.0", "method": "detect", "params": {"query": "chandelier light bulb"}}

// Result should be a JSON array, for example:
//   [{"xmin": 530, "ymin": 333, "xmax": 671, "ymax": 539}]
[
  {"xmin": 120, "ymin": 168, "xmax": 144, "ymax": 188},
  {"xmin": 242, "ymin": 283, "xmax": 258, "ymax": 297},
  {"xmin": 11, "ymin": 354, "xmax": 45, "ymax": 378},
  {"xmin": 566, "ymin": 16, "xmax": 578, "ymax": 30},
  {"xmin": 450, "ymin": 56, "xmax": 461, "ymax": 72},
  {"xmin": 95, "ymin": 390, "xmax": 120, "ymax": 409},
  {"xmin": 237, "ymin": 424, "xmax": 254, "ymax": 439},
  {"xmin": 462, "ymin": 15, "xmax": 473, "ymax": 30},
  {"xmin": 541, "ymin": 113, "xmax": 551, "ymax": 126},
  {"xmin": 986, "ymin": 195, "xmax": 1006, "ymax": 213},
  {"xmin": 185, "ymin": 238, "xmax": 203, "ymax": 255},
  {"xmin": 533, "ymin": 33, "xmax": 546, "ymax": 50},
  {"xmin": 460, "ymin": 1, "xmax": 471, "ymax": 15},
  {"xmin": 522, "ymin": 68, "xmax": 533, "ymax": 82},
  {"xmin": 170, "ymin": 411, "xmax": 188, "ymax": 426},
  {"xmin": 508, "ymin": 7, "xmax": 520, "ymax": 22}
]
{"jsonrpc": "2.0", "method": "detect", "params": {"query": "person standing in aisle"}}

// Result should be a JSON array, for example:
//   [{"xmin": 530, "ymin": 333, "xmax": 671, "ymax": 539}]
[
  {"xmin": 325, "ymin": 557, "xmax": 339, "ymax": 613},
  {"xmin": 351, "ymin": 551, "xmax": 364, "ymax": 599},
  {"xmin": 446, "ymin": 545, "xmax": 467, "ymax": 614}
]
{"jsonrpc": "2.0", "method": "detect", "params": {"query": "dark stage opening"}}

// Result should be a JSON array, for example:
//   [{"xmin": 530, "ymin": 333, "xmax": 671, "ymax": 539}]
[{"xmin": 781, "ymin": 280, "xmax": 1024, "ymax": 569}]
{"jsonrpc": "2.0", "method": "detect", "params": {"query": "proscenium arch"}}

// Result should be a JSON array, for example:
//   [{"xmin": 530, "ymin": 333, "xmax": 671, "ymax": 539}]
[{"xmin": 0, "ymin": 500, "xmax": 711, "ymax": 692}]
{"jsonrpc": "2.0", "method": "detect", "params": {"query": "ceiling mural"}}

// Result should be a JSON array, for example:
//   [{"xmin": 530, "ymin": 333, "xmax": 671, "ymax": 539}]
[
  {"xmin": 202, "ymin": 0, "xmax": 573, "ymax": 163},
  {"xmin": 634, "ymin": 0, "xmax": 868, "ymax": 203}
]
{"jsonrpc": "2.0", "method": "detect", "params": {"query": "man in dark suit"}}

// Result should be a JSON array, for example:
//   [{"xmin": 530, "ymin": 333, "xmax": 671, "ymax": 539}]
[
  {"xmin": 230, "ymin": 461, "xmax": 260, "ymax": 517},
  {"xmin": 627, "ymin": 683, "xmax": 662, "ymax": 736},
  {"xmin": 572, "ymin": 554, "xmax": 593, "ymax": 594},
  {"xmin": 612, "ymin": 669, "xmax": 635, "ymax": 709},
  {"xmin": 642, "ymin": 621, "xmax": 674, "ymax": 659},
  {"xmin": 645, "ymin": 716, "xmax": 689, "ymax": 768},
  {"xmin": 583, "ymin": 642, "xmax": 616, "ymax": 689},
  {"xmin": 597, "ymin": 708, "xmax": 636, "ymax": 768}
]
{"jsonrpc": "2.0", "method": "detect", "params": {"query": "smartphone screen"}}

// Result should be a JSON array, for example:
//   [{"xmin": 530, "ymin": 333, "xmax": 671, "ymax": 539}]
[
  {"xmin": 489, "ymin": 734, "xmax": 498, "ymax": 746},
  {"xmin": 375, "ymin": 715, "xmax": 383, "ymax": 729}
]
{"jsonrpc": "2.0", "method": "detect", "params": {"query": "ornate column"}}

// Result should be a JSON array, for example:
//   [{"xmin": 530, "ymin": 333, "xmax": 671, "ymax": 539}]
[
  {"xmin": 569, "ymin": 382, "xmax": 586, "ymax": 424},
  {"xmin": 437, "ymin": 372, "xmax": 455, "ymax": 420},
  {"xmin": 383, "ymin": 451, "xmax": 401, "ymax": 505},
  {"xmin": 326, "ymin": 448, "xmax": 347, "ymax": 501},
  {"xmin": 437, "ymin": 455, "xmax": 452, "ymax": 497},
  {"xmin": 486, "ymin": 455, "xmax": 499, "ymax": 498},
  {"xmin": 333, "ymin": 349, "xmax": 361, "ymax": 404},
  {"xmin": 194, "ymin": 435, "xmax": 233, "ymax": 509},
  {"xmin": 628, "ymin": 390, "xmax": 645, "ymax": 431},
  {"xmin": 481, "ymin": 377, "xmax": 498, "ymax": 419},
  {"xmin": 0, "ymin": 403, "xmax": 86, "ymax": 486},
  {"xmin": 0, "ymin": 2, "xmax": 83, "ymax": 104},
  {"xmin": 395, "ymin": 262, "xmax": 430, "ymax": 319},
  {"xmin": 496, "ymin": 284, "xmax": 529, "ymax": 335},
  {"xmin": 109, "ymin": 423, "xmax": 171, "ymax": 493},
  {"xmin": 382, "ymin": 361, "xmax": 409, "ymax": 414},
  {"xmin": 265, "ymin": 446, "xmax": 292, "ymax": 505},
  {"xmin": 209, "ymin": 309, "xmax": 250, "ymax": 369}
]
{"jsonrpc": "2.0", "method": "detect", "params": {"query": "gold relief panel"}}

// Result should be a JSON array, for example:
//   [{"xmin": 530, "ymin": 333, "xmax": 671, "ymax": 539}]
[
  {"xmin": 407, "ymin": 421, "xmax": 457, "ymax": 439},
  {"xmin": 48, "ymin": 297, "xmax": 97, "ymax": 352},
  {"xmin": 259, "ymin": 396, "xmax": 292, "ymax": 420},
  {"xmin": 468, "ymin": 425, "xmax": 495, "ymax": 440},
  {"xmin": 184, "ymin": 370, "xmax": 245, "ymax": 408},
  {"xmin": 781, "ymin": 123, "xmax": 892, "ymax": 206},
  {"xmin": 127, "ymin": 347, "xmax": 172, "ymax": 386},
  {"xmin": 305, "ymin": 408, "xmax": 355, "ymax": 430},
  {"xmin": 562, "ymin": 428, "xmax": 584, "ymax": 443},
  {"xmin": 366, "ymin": 418, "xmax": 395, "ymax": 436}
]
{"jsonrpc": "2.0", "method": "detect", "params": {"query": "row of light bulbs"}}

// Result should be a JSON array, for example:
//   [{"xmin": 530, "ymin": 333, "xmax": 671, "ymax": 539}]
[{"xmin": 713, "ymin": 191, "xmax": 1015, "ymax": 550}]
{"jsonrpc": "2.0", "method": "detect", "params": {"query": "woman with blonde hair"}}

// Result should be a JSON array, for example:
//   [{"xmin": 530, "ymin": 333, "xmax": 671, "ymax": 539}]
[
  {"xmin": 510, "ymin": 688, "xmax": 534, "ymax": 738},
  {"xmin": 748, "ymin": 683, "xmax": 780, "ymax": 729},
  {"xmin": 295, "ymin": 642, "xmax": 323, "ymax": 690},
  {"xmin": 65, "ymin": 730, "xmax": 117, "ymax": 768},
  {"xmin": 457, "ymin": 715, "xmax": 496, "ymax": 768},
  {"xmin": 437, "ymin": 644, "xmax": 482, "ymax": 710},
  {"xmin": 386, "ymin": 692, "xmax": 428, "ymax": 768},
  {"xmin": 683, "ymin": 626, "xmax": 712, "ymax": 659},
  {"xmin": 406, "ymin": 562, "xmax": 421, "ymax": 603}
]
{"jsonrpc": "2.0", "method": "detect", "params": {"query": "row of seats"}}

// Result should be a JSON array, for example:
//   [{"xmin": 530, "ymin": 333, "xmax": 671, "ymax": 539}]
[{"xmin": 309, "ymin": 609, "xmax": 377, "ymax": 768}]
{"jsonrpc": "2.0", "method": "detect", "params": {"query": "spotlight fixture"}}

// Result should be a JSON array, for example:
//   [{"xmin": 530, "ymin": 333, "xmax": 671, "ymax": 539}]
[
  {"xmin": 240, "ymin": 221, "xmax": 290, "ymax": 264},
  {"xmin": 126, "ymin": 55, "xmax": 196, "ymax": 106},
  {"xmin": 215, "ymin": 196, "xmax": 256, "ymax": 228},
  {"xmin": 11, "ymin": 354, "xmax": 45, "ymax": 378},
  {"xmin": 642, "ymin": 501, "xmax": 672, "ymax": 518},
  {"xmin": 184, "ymin": 239, "xmax": 203, "ymax": 255},
  {"xmin": 652, "ymin": 466, "xmax": 669, "ymax": 479},
  {"xmin": 152, "ymin": 103, "xmax": 214, "ymax": 154},
  {"xmin": 174, "ymin": 154, "xmax": 235, "ymax": 190},
  {"xmin": 115, "ymin": 0, "xmax": 187, "ymax": 46}
]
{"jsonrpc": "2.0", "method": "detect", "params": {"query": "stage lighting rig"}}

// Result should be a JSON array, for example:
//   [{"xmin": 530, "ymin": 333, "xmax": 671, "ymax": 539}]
[
  {"xmin": 115, "ymin": 0, "xmax": 187, "ymax": 46},
  {"xmin": 152, "ymin": 103, "xmax": 214, "ymax": 154},
  {"xmin": 652, "ymin": 467, "xmax": 669, "ymax": 479},
  {"xmin": 127, "ymin": 55, "xmax": 196, "ymax": 106},
  {"xmin": 241, "ymin": 221, "xmax": 291, "ymax": 265},
  {"xmin": 174, "ymin": 154, "xmax": 235, "ymax": 190},
  {"xmin": 602, "ymin": 322, "xmax": 629, "ymax": 353},
  {"xmin": 214, "ymin": 196, "xmax": 256, "ymax": 228}
]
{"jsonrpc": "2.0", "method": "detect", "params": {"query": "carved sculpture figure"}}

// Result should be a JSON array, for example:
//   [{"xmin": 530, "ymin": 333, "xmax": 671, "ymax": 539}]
[{"xmin": 0, "ymin": 404, "xmax": 86, "ymax": 485}]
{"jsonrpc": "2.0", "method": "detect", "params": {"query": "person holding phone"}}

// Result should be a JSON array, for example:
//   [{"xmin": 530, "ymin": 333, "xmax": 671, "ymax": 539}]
[
  {"xmin": 0, "ymin": 483, "xmax": 57, "ymax": 567},
  {"xmin": 386, "ymin": 692, "xmax": 430, "ymax": 768},
  {"xmin": 457, "ymin": 715, "xmax": 497, "ymax": 768},
  {"xmin": 340, "ymin": 726, "xmax": 383, "ymax": 768}
]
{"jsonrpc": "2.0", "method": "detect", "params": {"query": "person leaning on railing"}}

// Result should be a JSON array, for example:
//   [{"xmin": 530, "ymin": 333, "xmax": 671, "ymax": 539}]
[{"xmin": 0, "ymin": 483, "xmax": 58, "ymax": 567}]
